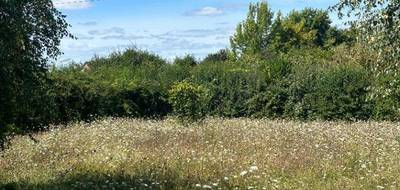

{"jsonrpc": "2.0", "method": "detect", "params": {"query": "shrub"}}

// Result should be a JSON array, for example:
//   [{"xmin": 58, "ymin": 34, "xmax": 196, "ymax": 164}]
[
  {"xmin": 192, "ymin": 61, "xmax": 262, "ymax": 117},
  {"xmin": 202, "ymin": 49, "xmax": 229, "ymax": 63},
  {"xmin": 372, "ymin": 74, "xmax": 400, "ymax": 121},
  {"xmin": 247, "ymin": 81, "xmax": 289, "ymax": 118},
  {"xmin": 285, "ymin": 65, "xmax": 372, "ymax": 120},
  {"xmin": 168, "ymin": 81, "xmax": 208, "ymax": 123},
  {"xmin": 173, "ymin": 55, "xmax": 197, "ymax": 67}
]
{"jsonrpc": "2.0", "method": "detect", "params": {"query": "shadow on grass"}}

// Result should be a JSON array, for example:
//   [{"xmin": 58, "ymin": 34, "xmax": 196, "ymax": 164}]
[{"xmin": 0, "ymin": 172, "xmax": 197, "ymax": 190}]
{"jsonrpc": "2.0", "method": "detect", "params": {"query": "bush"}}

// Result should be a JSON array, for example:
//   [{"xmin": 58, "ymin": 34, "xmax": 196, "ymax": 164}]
[
  {"xmin": 372, "ymin": 74, "xmax": 400, "ymax": 121},
  {"xmin": 192, "ymin": 60, "xmax": 263, "ymax": 117},
  {"xmin": 49, "ymin": 66, "xmax": 171, "ymax": 124},
  {"xmin": 45, "ymin": 48, "xmax": 380, "ymax": 124},
  {"xmin": 168, "ymin": 81, "xmax": 208, "ymax": 123},
  {"xmin": 173, "ymin": 55, "xmax": 197, "ymax": 67},
  {"xmin": 285, "ymin": 65, "xmax": 372, "ymax": 120}
]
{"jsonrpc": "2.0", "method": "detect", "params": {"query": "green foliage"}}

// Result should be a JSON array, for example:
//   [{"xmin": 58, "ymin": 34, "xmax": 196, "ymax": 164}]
[
  {"xmin": 231, "ymin": 3, "xmax": 353, "ymax": 58},
  {"xmin": 0, "ymin": 0, "xmax": 71, "ymax": 147},
  {"xmin": 230, "ymin": 1, "xmax": 274, "ymax": 57},
  {"xmin": 168, "ymin": 81, "xmax": 208, "ymax": 123},
  {"xmin": 325, "ymin": 27, "xmax": 357, "ymax": 47},
  {"xmin": 287, "ymin": 8, "xmax": 331, "ymax": 47},
  {"xmin": 2, "ymin": 1, "xmax": 400, "ymax": 149},
  {"xmin": 285, "ymin": 65, "xmax": 372, "ymax": 120},
  {"xmin": 246, "ymin": 59, "xmax": 292, "ymax": 118},
  {"xmin": 271, "ymin": 8, "xmax": 353, "ymax": 51},
  {"xmin": 173, "ymin": 55, "xmax": 197, "ymax": 67},
  {"xmin": 371, "ymin": 74, "xmax": 400, "ymax": 121},
  {"xmin": 47, "ymin": 46, "xmax": 386, "ymax": 122},
  {"xmin": 48, "ymin": 51, "xmax": 172, "ymax": 123},
  {"xmin": 202, "ymin": 49, "xmax": 229, "ymax": 63},
  {"xmin": 333, "ymin": 0, "xmax": 400, "ymax": 99},
  {"xmin": 87, "ymin": 48, "xmax": 166, "ymax": 69}
]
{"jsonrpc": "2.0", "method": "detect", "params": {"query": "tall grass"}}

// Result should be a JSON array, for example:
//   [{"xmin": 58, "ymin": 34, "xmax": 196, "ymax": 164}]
[{"xmin": 1, "ymin": 118, "xmax": 400, "ymax": 189}]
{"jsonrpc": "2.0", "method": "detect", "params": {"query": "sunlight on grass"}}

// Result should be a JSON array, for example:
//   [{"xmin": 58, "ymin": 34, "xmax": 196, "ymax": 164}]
[{"xmin": 1, "ymin": 118, "xmax": 400, "ymax": 189}]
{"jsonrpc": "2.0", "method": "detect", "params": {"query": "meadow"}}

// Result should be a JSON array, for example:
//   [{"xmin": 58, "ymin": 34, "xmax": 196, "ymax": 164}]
[
  {"xmin": 1, "ymin": 118, "xmax": 400, "ymax": 190},
  {"xmin": 2, "ymin": 1, "xmax": 400, "ymax": 190}
]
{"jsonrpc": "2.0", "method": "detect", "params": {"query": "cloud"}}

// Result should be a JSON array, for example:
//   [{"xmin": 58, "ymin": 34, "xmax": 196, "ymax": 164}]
[
  {"xmin": 77, "ymin": 21, "xmax": 98, "ymax": 26},
  {"xmin": 221, "ymin": 3, "xmax": 247, "ymax": 10},
  {"xmin": 53, "ymin": 0, "xmax": 92, "ymax": 10},
  {"xmin": 85, "ymin": 27, "xmax": 145, "ymax": 41},
  {"xmin": 88, "ymin": 27, "xmax": 126, "ymax": 36},
  {"xmin": 67, "ymin": 42, "xmax": 89, "ymax": 50},
  {"xmin": 154, "ymin": 27, "xmax": 233, "ymax": 39},
  {"xmin": 216, "ymin": 22, "xmax": 230, "ymax": 25},
  {"xmin": 215, "ymin": 35, "xmax": 229, "ymax": 40},
  {"xmin": 185, "ymin": 7, "xmax": 224, "ymax": 16},
  {"xmin": 101, "ymin": 34, "xmax": 144, "ymax": 40},
  {"xmin": 154, "ymin": 38, "xmax": 227, "ymax": 51},
  {"xmin": 74, "ymin": 33, "xmax": 95, "ymax": 40}
]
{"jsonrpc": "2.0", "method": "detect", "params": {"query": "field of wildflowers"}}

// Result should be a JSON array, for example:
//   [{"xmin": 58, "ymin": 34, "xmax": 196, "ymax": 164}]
[{"xmin": 1, "ymin": 118, "xmax": 400, "ymax": 190}]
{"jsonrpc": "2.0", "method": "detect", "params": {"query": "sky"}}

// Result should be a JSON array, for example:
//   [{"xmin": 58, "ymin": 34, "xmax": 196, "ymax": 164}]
[{"xmin": 53, "ymin": 0, "xmax": 340, "ymax": 65}]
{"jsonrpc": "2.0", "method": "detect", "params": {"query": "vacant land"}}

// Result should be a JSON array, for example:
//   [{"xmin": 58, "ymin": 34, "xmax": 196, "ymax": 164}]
[{"xmin": 1, "ymin": 118, "xmax": 400, "ymax": 190}]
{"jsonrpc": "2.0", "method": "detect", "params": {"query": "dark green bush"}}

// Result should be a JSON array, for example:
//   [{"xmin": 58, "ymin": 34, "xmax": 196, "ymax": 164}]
[
  {"xmin": 192, "ymin": 61, "xmax": 262, "ymax": 117},
  {"xmin": 202, "ymin": 49, "xmax": 229, "ymax": 63},
  {"xmin": 372, "ymin": 75, "xmax": 400, "ymax": 121},
  {"xmin": 284, "ymin": 65, "xmax": 372, "ymax": 120},
  {"xmin": 44, "ymin": 47, "xmax": 386, "ymax": 124},
  {"xmin": 49, "ymin": 61, "xmax": 171, "ymax": 124},
  {"xmin": 173, "ymin": 55, "xmax": 197, "ymax": 67}
]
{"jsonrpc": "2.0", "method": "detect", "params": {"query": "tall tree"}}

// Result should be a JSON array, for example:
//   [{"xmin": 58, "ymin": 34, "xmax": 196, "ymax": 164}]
[
  {"xmin": 332, "ymin": 0, "xmax": 400, "ymax": 116},
  {"xmin": 332, "ymin": 0, "xmax": 400, "ymax": 73},
  {"xmin": 271, "ymin": 8, "xmax": 332, "ymax": 51},
  {"xmin": 0, "ymin": 0, "xmax": 71, "ymax": 146},
  {"xmin": 202, "ymin": 49, "xmax": 229, "ymax": 63},
  {"xmin": 174, "ymin": 55, "xmax": 197, "ymax": 67},
  {"xmin": 230, "ymin": 2, "xmax": 274, "ymax": 57}
]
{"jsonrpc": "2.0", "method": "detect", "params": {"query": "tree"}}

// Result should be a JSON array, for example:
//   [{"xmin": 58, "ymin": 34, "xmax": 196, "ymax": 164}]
[
  {"xmin": 271, "ymin": 8, "xmax": 332, "ymax": 51},
  {"xmin": 331, "ymin": 0, "xmax": 400, "ymax": 119},
  {"xmin": 230, "ymin": 2, "xmax": 274, "ymax": 58},
  {"xmin": 173, "ymin": 55, "xmax": 197, "ymax": 67},
  {"xmin": 332, "ymin": 0, "xmax": 400, "ymax": 73},
  {"xmin": 332, "ymin": 0, "xmax": 400, "ymax": 117},
  {"xmin": 325, "ymin": 26, "xmax": 357, "ymax": 47},
  {"xmin": 202, "ymin": 49, "xmax": 229, "ymax": 63},
  {"xmin": 0, "ymin": 0, "xmax": 71, "ymax": 147}
]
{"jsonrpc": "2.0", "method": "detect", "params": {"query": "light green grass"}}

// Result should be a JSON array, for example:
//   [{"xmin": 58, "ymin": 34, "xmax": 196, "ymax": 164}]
[{"xmin": 1, "ymin": 118, "xmax": 400, "ymax": 189}]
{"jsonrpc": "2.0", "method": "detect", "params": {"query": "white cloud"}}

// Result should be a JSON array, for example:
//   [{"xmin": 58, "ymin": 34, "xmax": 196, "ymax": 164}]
[
  {"xmin": 53, "ymin": 0, "xmax": 92, "ymax": 10},
  {"xmin": 186, "ymin": 7, "xmax": 224, "ymax": 16}
]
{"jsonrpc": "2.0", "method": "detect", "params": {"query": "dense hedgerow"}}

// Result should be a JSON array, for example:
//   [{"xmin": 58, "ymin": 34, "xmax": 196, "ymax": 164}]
[
  {"xmin": 40, "ymin": 46, "xmax": 392, "ymax": 124},
  {"xmin": 1, "ymin": 44, "xmax": 399, "ymax": 150}
]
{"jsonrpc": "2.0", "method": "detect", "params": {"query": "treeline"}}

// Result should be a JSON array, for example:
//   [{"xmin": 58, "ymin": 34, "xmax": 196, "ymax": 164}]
[
  {"xmin": 1, "ymin": 1, "xmax": 400, "ymax": 146},
  {"xmin": 45, "ymin": 4, "xmax": 388, "ymax": 123},
  {"xmin": 48, "ymin": 46, "xmax": 385, "ymax": 123}
]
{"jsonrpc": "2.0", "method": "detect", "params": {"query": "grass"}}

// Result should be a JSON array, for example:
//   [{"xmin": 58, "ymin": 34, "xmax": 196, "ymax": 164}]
[{"xmin": 1, "ymin": 118, "xmax": 400, "ymax": 190}]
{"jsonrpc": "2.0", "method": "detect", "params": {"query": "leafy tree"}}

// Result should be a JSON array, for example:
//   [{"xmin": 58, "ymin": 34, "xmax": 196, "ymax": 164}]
[
  {"xmin": 332, "ymin": 0, "xmax": 400, "ymax": 116},
  {"xmin": 271, "ymin": 8, "xmax": 332, "ymax": 51},
  {"xmin": 230, "ymin": 2, "xmax": 274, "ymax": 57},
  {"xmin": 173, "ymin": 55, "xmax": 197, "ymax": 67},
  {"xmin": 202, "ymin": 49, "xmax": 229, "ymax": 63},
  {"xmin": 325, "ymin": 26, "xmax": 357, "ymax": 47},
  {"xmin": 0, "ymin": 0, "xmax": 71, "ymax": 147},
  {"xmin": 332, "ymin": 0, "xmax": 400, "ymax": 75}
]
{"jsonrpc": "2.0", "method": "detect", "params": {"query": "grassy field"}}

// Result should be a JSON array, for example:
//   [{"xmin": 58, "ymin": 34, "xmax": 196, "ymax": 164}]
[{"xmin": 1, "ymin": 118, "xmax": 400, "ymax": 190}]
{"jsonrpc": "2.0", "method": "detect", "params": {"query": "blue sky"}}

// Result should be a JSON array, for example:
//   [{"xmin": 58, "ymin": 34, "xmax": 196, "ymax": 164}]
[{"xmin": 53, "ymin": 0, "xmax": 340, "ymax": 65}]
